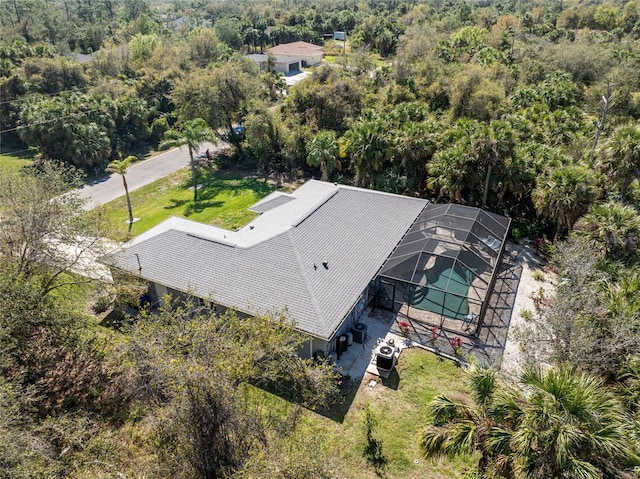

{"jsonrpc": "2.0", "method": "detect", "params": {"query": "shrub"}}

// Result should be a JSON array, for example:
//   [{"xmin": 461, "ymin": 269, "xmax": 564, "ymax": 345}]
[
  {"xmin": 92, "ymin": 294, "xmax": 112, "ymax": 314},
  {"xmin": 520, "ymin": 309, "xmax": 533, "ymax": 320},
  {"xmin": 398, "ymin": 321, "xmax": 411, "ymax": 337},
  {"xmin": 532, "ymin": 270, "xmax": 546, "ymax": 282},
  {"xmin": 449, "ymin": 337, "xmax": 463, "ymax": 355}
]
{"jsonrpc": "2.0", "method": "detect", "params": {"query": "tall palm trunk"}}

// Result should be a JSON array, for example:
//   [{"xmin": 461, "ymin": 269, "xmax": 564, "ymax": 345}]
[
  {"xmin": 482, "ymin": 163, "xmax": 492, "ymax": 209},
  {"xmin": 354, "ymin": 168, "xmax": 362, "ymax": 187},
  {"xmin": 321, "ymin": 162, "xmax": 329, "ymax": 182},
  {"xmin": 189, "ymin": 148, "xmax": 197, "ymax": 203},
  {"xmin": 122, "ymin": 176, "xmax": 133, "ymax": 232}
]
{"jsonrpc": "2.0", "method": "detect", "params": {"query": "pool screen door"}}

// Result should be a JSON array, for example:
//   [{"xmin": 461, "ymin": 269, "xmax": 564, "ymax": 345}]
[{"xmin": 377, "ymin": 278, "xmax": 396, "ymax": 311}]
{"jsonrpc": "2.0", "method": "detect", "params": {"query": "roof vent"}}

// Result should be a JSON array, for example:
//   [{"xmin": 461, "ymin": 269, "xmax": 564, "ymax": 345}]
[
  {"xmin": 250, "ymin": 225, "xmax": 254, "ymax": 230},
  {"xmin": 322, "ymin": 261, "xmax": 329, "ymax": 269}
]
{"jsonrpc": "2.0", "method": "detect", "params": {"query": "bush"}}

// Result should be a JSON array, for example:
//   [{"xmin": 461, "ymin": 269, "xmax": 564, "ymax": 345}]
[
  {"xmin": 520, "ymin": 309, "xmax": 533, "ymax": 320},
  {"xmin": 531, "ymin": 270, "xmax": 546, "ymax": 282},
  {"xmin": 92, "ymin": 294, "xmax": 113, "ymax": 314}
]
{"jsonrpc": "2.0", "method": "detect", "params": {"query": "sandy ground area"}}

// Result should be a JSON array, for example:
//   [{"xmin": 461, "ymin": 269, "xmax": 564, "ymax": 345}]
[{"xmin": 500, "ymin": 241, "xmax": 555, "ymax": 380}]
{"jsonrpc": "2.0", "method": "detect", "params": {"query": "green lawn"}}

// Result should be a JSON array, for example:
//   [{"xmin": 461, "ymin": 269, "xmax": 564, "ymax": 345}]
[
  {"xmin": 318, "ymin": 348, "xmax": 476, "ymax": 478},
  {"xmin": 0, "ymin": 152, "xmax": 31, "ymax": 170},
  {"xmin": 97, "ymin": 169, "xmax": 275, "ymax": 239},
  {"xmin": 247, "ymin": 348, "xmax": 475, "ymax": 479}
]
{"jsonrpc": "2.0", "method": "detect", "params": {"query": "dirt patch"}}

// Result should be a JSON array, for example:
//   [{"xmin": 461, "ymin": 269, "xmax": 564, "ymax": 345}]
[{"xmin": 500, "ymin": 241, "xmax": 556, "ymax": 380}]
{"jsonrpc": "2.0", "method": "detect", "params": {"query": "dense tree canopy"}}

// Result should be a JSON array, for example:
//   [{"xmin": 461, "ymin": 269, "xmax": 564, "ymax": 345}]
[{"xmin": 3, "ymin": 0, "xmax": 640, "ymax": 476}]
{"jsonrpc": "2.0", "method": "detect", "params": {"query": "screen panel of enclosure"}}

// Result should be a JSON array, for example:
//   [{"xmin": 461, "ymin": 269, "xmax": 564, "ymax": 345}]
[{"xmin": 376, "ymin": 203, "xmax": 510, "ymax": 335}]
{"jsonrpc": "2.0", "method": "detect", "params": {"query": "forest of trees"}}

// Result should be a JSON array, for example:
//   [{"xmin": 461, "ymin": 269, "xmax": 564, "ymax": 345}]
[{"xmin": 1, "ymin": 0, "xmax": 640, "ymax": 477}]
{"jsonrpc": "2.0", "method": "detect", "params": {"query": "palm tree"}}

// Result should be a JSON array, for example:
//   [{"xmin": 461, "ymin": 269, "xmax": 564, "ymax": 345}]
[
  {"xmin": 532, "ymin": 164, "xmax": 599, "ymax": 242},
  {"xmin": 160, "ymin": 118, "xmax": 215, "ymax": 203},
  {"xmin": 471, "ymin": 120, "xmax": 515, "ymax": 209},
  {"xmin": 307, "ymin": 130, "xmax": 340, "ymax": 181},
  {"xmin": 421, "ymin": 365, "xmax": 518, "ymax": 478},
  {"xmin": 574, "ymin": 201, "xmax": 640, "ymax": 260},
  {"xmin": 341, "ymin": 118, "xmax": 391, "ymax": 188},
  {"xmin": 512, "ymin": 365, "xmax": 638, "ymax": 478},
  {"xmin": 427, "ymin": 144, "xmax": 471, "ymax": 203},
  {"xmin": 394, "ymin": 120, "xmax": 440, "ymax": 195},
  {"xmin": 106, "ymin": 155, "xmax": 136, "ymax": 232},
  {"xmin": 599, "ymin": 124, "xmax": 640, "ymax": 199},
  {"xmin": 426, "ymin": 119, "xmax": 481, "ymax": 204},
  {"xmin": 422, "ymin": 365, "xmax": 638, "ymax": 479}
]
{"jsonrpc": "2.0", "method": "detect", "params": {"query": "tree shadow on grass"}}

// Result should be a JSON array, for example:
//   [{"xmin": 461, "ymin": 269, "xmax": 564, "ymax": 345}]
[
  {"xmin": 184, "ymin": 200, "xmax": 224, "ymax": 216},
  {"xmin": 364, "ymin": 437, "xmax": 388, "ymax": 478},
  {"xmin": 195, "ymin": 169, "xmax": 275, "ymax": 198},
  {"xmin": 363, "ymin": 404, "xmax": 389, "ymax": 478},
  {"xmin": 318, "ymin": 381, "xmax": 359, "ymax": 423},
  {"xmin": 165, "ymin": 198, "xmax": 190, "ymax": 209}
]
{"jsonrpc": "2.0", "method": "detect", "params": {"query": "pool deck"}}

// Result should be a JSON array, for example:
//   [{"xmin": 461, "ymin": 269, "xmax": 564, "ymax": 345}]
[{"xmin": 334, "ymin": 241, "xmax": 526, "ymax": 379}]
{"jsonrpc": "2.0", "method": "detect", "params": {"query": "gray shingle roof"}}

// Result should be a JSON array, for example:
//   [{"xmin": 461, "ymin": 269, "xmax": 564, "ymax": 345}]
[
  {"xmin": 248, "ymin": 191, "xmax": 295, "ymax": 214},
  {"xmin": 103, "ymin": 181, "xmax": 427, "ymax": 340}
]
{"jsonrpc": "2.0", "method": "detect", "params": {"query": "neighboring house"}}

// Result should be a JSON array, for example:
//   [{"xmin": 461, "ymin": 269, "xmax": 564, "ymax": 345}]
[
  {"xmin": 267, "ymin": 41, "xmax": 323, "ymax": 67},
  {"xmin": 102, "ymin": 181, "xmax": 510, "ymax": 359},
  {"xmin": 246, "ymin": 53, "xmax": 301, "ymax": 74}
]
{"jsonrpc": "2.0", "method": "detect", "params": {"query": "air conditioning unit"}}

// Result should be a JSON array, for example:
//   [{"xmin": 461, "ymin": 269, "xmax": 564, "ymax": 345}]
[
  {"xmin": 376, "ymin": 344, "xmax": 396, "ymax": 371},
  {"xmin": 352, "ymin": 322, "xmax": 367, "ymax": 343}
]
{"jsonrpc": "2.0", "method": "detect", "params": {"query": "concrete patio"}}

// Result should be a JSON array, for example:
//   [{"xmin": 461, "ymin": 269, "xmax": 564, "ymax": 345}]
[{"xmin": 333, "ymin": 310, "xmax": 409, "ymax": 379}]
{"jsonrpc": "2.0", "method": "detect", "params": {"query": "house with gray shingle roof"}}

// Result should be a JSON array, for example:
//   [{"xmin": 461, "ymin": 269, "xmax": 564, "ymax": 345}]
[
  {"xmin": 102, "ymin": 181, "xmax": 426, "ymax": 356},
  {"xmin": 102, "ymin": 180, "xmax": 510, "ymax": 358}
]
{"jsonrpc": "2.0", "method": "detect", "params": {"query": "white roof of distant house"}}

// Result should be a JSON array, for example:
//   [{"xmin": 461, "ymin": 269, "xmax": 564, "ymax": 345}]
[
  {"xmin": 268, "ymin": 41, "xmax": 323, "ymax": 56},
  {"xmin": 103, "ymin": 180, "xmax": 428, "ymax": 340}
]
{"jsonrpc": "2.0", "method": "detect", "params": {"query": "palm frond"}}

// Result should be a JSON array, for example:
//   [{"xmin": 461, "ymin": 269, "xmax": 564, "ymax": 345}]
[
  {"xmin": 430, "ymin": 394, "xmax": 472, "ymax": 425},
  {"xmin": 565, "ymin": 458, "xmax": 602, "ymax": 479},
  {"xmin": 485, "ymin": 427, "xmax": 514, "ymax": 456},
  {"xmin": 468, "ymin": 365, "xmax": 498, "ymax": 407},
  {"xmin": 421, "ymin": 420, "xmax": 478, "ymax": 458},
  {"xmin": 444, "ymin": 420, "xmax": 478, "ymax": 456},
  {"xmin": 421, "ymin": 428, "xmax": 450, "ymax": 458}
]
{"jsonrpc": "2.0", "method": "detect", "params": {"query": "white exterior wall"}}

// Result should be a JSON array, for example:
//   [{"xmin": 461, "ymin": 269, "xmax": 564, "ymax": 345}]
[
  {"xmin": 302, "ymin": 52, "xmax": 322, "ymax": 66},
  {"xmin": 275, "ymin": 62, "xmax": 289, "ymax": 74},
  {"xmin": 310, "ymin": 337, "xmax": 330, "ymax": 357}
]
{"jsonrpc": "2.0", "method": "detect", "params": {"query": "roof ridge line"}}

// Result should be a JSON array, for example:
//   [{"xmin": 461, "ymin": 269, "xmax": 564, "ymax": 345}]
[{"xmin": 286, "ymin": 229, "xmax": 324, "ymax": 329}]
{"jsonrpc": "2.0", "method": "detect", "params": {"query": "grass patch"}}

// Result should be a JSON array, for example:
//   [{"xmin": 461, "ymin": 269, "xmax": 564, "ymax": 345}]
[
  {"xmin": 241, "ymin": 349, "xmax": 475, "ymax": 478},
  {"xmin": 106, "ymin": 343, "xmax": 475, "ymax": 477},
  {"xmin": 316, "ymin": 348, "xmax": 475, "ymax": 478},
  {"xmin": 0, "ymin": 152, "xmax": 32, "ymax": 170},
  {"xmin": 97, "ymin": 168, "xmax": 275, "ymax": 239},
  {"xmin": 531, "ymin": 270, "xmax": 546, "ymax": 282}
]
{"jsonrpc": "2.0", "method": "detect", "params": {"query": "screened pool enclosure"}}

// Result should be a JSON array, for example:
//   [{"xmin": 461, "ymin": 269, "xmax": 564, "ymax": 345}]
[{"xmin": 374, "ymin": 203, "xmax": 511, "ymax": 336}]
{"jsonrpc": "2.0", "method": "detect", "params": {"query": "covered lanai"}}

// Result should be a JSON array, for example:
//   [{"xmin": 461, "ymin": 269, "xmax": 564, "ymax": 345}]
[{"xmin": 374, "ymin": 203, "xmax": 511, "ymax": 336}]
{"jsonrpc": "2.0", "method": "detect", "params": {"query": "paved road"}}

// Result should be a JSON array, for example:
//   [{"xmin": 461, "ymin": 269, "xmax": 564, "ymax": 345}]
[{"xmin": 77, "ymin": 141, "xmax": 219, "ymax": 210}]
